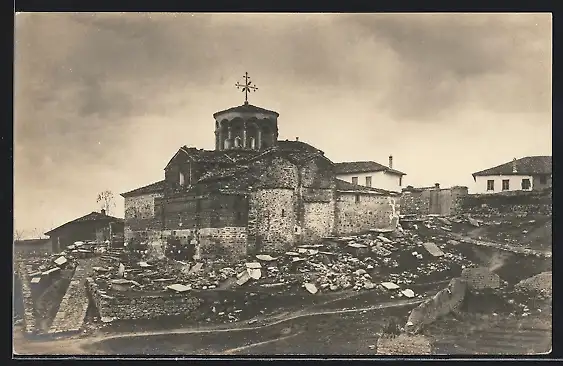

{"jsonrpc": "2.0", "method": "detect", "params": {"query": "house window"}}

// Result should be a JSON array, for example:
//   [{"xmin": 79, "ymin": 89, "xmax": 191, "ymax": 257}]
[
  {"xmin": 502, "ymin": 179, "xmax": 510, "ymax": 191},
  {"xmin": 179, "ymin": 172, "xmax": 185, "ymax": 186},
  {"xmin": 487, "ymin": 180, "xmax": 495, "ymax": 191},
  {"xmin": 539, "ymin": 175, "xmax": 547, "ymax": 184},
  {"xmin": 281, "ymin": 209, "xmax": 286, "ymax": 217},
  {"xmin": 521, "ymin": 178, "xmax": 531, "ymax": 190},
  {"xmin": 355, "ymin": 194, "xmax": 360, "ymax": 203},
  {"xmin": 365, "ymin": 176, "xmax": 372, "ymax": 187},
  {"xmin": 399, "ymin": 176, "xmax": 402, "ymax": 186},
  {"xmin": 351, "ymin": 177, "xmax": 358, "ymax": 185}
]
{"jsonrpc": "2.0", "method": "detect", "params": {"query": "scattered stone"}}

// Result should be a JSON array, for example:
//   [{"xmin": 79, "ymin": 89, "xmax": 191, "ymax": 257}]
[
  {"xmin": 422, "ymin": 242, "xmax": 445, "ymax": 257},
  {"xmin": 256, "ymin": 254, "xmax": 277, "ymax": 261},
  {"xmin": 54, "ymin": 256, "xmax": 68, "ymax": 266},
  {"xmin": 245, "ymin": 262, "xmax": 262, "ymax": 270},
  {"xmin": 304, "ymin": 283, "xmax": 318, "ymax": 294},
  {"xmin": 117, "ymin": 263, "xmax": 125, "ymax": 278},
  {"xmin": 381, "ymin": 282, "xmax": 400, "ymax": 290},
  {"xmin": 30, "ymin": 277, "xmax": 41, "ymax": 284},
  {"xmin": 468, "ymin": 218, "xmax": 480, "ymax": 227},
  {"xmin": 236, "ymin": 271, "xmax": 251, "ymax": 286},
  {"xmin": 166, "ymin": 283, "xmax": 192, "ymax": 293},
  {"xmin": 401, "ymin": 289, "xmax": 415, "ymax": 298},
  {"xmin": 247, "ymin": 268, "xmax": 262, "ymax": 280}
]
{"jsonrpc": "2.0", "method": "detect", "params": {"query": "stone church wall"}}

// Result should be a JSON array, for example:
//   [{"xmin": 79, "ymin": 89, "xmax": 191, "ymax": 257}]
[
  {"xmin": 123, "ymin": 192, "xmax": 163, "ymax": 242},
  {"xmin": 335, "ymin": 193, "xmax": 400, "ymax": 236}
]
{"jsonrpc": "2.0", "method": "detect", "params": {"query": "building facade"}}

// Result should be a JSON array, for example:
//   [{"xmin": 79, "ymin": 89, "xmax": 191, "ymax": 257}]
[
  {"xmin": 121, "ymin": 102, "xmax": 401, "ymax": 262},
  {"xmin": 472, "ymin": 156, "xmax": 552, "ymax": 194},
  {"xmin": 334, "ymin": 156, "xmax": 406, "ymax": 192}
]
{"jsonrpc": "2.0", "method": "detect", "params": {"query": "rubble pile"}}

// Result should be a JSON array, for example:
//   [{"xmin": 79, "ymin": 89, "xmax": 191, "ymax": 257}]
[
  {"xmin": 89, "ymin": 225, "xmax": 478, "ymax": 301},
  {"xmin": 514, "ymin": 272, "xmax": 552, "ymax": 299}
]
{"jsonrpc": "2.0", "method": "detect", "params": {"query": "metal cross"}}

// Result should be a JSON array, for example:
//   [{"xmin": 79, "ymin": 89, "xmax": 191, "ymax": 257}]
[{"xmin": 235, "ymin": 72, "xmax": 258, "ymax": 105}]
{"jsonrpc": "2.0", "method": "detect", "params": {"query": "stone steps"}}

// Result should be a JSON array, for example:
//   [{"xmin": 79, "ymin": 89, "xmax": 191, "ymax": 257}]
[
  {"xmin": 48, "ymin": 261, "xmax": 92, "ymax": 335},
  {"xmin": 14, "ymin": 261, "xmax": 37, "ymax": 334}
]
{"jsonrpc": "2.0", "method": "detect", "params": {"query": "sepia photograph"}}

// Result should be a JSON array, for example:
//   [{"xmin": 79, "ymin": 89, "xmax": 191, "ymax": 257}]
[{"xmin": 13, "ymin": 12, "xmax": 552, "ymax": 356}]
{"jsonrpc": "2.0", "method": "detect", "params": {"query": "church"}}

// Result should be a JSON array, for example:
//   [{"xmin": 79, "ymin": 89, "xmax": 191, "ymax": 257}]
[{"xmin": 121, "ymin": 75, "xmax": 401, "ymax": 261}]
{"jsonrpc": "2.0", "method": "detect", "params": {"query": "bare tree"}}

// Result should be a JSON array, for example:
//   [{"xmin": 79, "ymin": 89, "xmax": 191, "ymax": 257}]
[
  {"xmin": 14, "ymin": 229, "xmax": 25, "ymax": 241},
  {"xmin": 97, "ymin": 190, "xmax": 116, "ymax": 215}
]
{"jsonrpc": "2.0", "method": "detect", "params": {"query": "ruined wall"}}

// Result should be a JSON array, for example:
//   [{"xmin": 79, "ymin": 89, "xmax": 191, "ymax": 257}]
[
  {"xmin": 400, "ymin": 190, "xmax": 430, "ymax": 216},
  {"xmin": 401, "ymin": 186, "xmax": 468, "ymax": 216},
  {"xmin": 459, "ymin": 188, "xmax": 552, "ymax": 216},
  {"xmin": 406, "ymin": 277, "xmax": 467, "ymax": 333},
  {"xmin": 249, "ymin": 189, "xmax": 297, "ymax": 253},
  {"xmin": 86, "ymin": 278, "xmax": 203, "ymax": 321},
  {"xmin": 335, "ymin": 193, "xmax": 400, "ymax": 236},
  {"xmin": 124, "ymin": 192, "xmax": 163, "ymax": 242},
  {"xmin": 460, "ymin": 267, "xmax": 501, "ymax": 290}
]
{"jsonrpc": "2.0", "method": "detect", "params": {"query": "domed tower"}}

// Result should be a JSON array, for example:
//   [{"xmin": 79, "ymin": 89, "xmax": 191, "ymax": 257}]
[
  {"xmin": 213, "ymin": 72, "xmax": 279, "ymax": 151},
  {"xmin": 213, "ymin": 103, "xmax": 279, "ymax": 151}
]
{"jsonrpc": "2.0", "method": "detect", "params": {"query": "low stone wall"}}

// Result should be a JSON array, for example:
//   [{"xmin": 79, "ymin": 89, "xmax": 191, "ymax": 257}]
[
  {"xmin": 14, "ymin": 262, "xmax": 38, "ymax": 334},
  {"xmin": 461, "ymin": 267, "xmax": 500, "ymax": 290},
  {"xmin": 405, "ymin": 277, "xmax": 467, "ymax": 333},
  {"xmin": 86, "ymin": 278, "xmax": 204, "ymax": 321},
  {"xmin": 459, "ymin": 189, "xmax": 552, "ymax": 216}
]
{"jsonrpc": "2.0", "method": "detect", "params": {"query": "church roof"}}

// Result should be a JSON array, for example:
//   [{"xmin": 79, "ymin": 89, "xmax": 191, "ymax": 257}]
[
  {"xmin": 120, "ymin": 180, "xmax": 166, "ymax": 198},
  {"xmin": 334, "ymin": 161, "xmax": 406, "ymax": 176},
  {"xmin": 213, "ymin": 103, "xmax": 279, "ymax": 118}
]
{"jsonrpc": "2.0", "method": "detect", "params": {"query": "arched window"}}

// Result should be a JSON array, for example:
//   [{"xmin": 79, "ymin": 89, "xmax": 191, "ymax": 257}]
[
  {"xmin": 249, "ymin": 137, "xmax": 256, "ymax": 149},
  {"xmin": 234, "ymin": 136, "xmax": 241, "ymax": 148},
  {"xmin": 223, "ymin": 139, "xmax": 230, "ymax": 149}
]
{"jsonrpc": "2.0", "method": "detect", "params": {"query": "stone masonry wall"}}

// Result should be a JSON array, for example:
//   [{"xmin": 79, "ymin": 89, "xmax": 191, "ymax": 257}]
[
  {"xmin": 198, "ymin": 226, "xmax": 248, "ymax": 261},
  {"xmin": 249, "ymin": 189, "xmax": 297, "ymax": 253},
  {"xmin": 400, "ymin": 190, "xmax": 430, "ymax": 216},
  {"xmin": 86, "ymin": 278, "xmax": 204, "ymax": 321},
  {"xmin": 459, "ymin": 188, "xmax": 552, "ymax": 216},
  {"xmin": 335, "ymin": 193, "xmax": 400, "ymax": 236},
  {"xmin": 124, "ymin": 192, "xmax": 163, "ymax": 242},
  {"xmin": 302, "ymin": 201, "xmax": 335, "ymax": 244}
]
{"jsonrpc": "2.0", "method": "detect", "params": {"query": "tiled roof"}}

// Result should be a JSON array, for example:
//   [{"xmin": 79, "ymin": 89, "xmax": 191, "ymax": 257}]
[
  {"xmin": 45, "ymin": 212, "xmax": 123, "ymax": 236},
  {"xmin": 276, "ymin": 140, "xmax": 324, "ymax": 154},
  {"xmin": 213, "ymin": 103, "xmax": 279, "ymax": 118},
  {"xmin": 334, "ymin": 161, "xmax": 406, "ymax": 176},
  {"xmin": 120, "ymin": 180, "xmax": 166, "ymax": 198},
  {"xmin": 472, "ymin": 156, "xmax": 552, "ymax": 177},
  {"xmin": 335, "ymin": 179, "xmax": 398, "ymax": 195}
]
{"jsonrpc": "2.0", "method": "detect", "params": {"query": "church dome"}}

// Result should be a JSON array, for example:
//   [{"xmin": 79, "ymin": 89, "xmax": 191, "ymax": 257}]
[{"xmin": 213, "ymin": 103, "xmax": 279, "ymax": 151}]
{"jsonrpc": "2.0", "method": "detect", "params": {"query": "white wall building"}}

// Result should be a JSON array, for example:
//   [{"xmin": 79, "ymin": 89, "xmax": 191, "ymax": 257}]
[
  {"xmin": 334, "ymin": 156, "xmax": 406, "ymax": 193},
  {"xmin": 472, "ymin": 156, "xmax": 552, "ymax": 194}
]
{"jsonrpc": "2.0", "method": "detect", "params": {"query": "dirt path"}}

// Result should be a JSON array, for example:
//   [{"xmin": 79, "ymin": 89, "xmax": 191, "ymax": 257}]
[
  {"xmin": 13, "ymin": 297, "xmax": 425, "ymax": 355},
  {"xmin": 449, "ymin": 233, "xmax": 552, "ymax": 258}
]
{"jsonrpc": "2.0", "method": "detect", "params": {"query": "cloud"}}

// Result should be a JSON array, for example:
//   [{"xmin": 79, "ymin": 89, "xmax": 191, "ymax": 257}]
[{"xmin": 13, "ymin": 13, "xmax": 552, "ymax": 234}]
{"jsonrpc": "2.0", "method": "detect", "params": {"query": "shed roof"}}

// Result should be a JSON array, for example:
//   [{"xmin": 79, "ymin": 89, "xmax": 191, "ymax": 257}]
[{"xmin": 45, "ymin": 212, "xmax": 123, "ymax": 236}]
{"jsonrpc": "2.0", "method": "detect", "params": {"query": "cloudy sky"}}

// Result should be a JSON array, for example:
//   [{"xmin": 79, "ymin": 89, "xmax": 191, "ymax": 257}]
[{"xmin": 14, "ymin": 12, "xmax": 552, "ymax": 236}]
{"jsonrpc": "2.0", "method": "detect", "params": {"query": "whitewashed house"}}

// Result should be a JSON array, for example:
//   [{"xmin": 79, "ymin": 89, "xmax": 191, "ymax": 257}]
[
  {"xmin": 472, "ymin": 156, "xmax": 552, "ymax": 194},
  {"xmin": 335, "ymin": 156, "xmax": 406, "ymax": 193}
]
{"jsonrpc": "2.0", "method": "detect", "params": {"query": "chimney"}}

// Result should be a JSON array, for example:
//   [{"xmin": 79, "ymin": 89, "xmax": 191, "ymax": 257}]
[
  {"xmin": 435, "ymin": 183, "xmax": 440, "ymax": 189},
  {"xmin": 101, "ymin": 209, "xmax": 106, "ymax": 216},
  {"xmin": 388, "ymin": 155, "xmax": 393, "ymax": 169},
  {"xmin": 295, "ymin": 137, "xmax": 299, "ymax": 141},
  {"xmin": 512, "ymin": 158, "xmax": 517, "ymax": 173}
]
